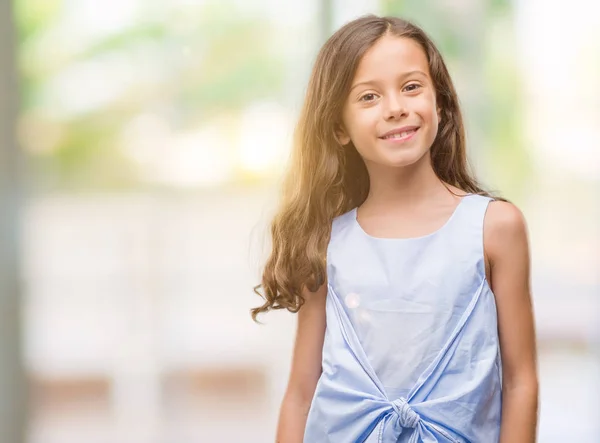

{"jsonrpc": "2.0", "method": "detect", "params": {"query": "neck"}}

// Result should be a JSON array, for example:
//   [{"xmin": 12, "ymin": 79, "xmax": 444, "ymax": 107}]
[{"xmin": 363, "ymin": 155, "xmax": 450, "ymax": 209}]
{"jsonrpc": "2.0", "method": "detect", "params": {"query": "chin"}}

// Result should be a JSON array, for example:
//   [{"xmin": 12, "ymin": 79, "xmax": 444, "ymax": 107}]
[{"xmin": 378, "ymin": 149, "xmax": 429, "ymax": 169}]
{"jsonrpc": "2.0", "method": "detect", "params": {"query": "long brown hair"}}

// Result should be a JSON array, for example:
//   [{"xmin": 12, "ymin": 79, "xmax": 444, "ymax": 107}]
[{"xmin": 251, "ymin": 15, "xmax": 492, "ymax": 321}]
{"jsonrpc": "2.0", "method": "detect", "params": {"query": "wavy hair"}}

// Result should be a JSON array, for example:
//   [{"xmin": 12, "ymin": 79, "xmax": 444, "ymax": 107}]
[{"xmin": 251, "ymin": 15, "xmax": 492, "ymax": 321}]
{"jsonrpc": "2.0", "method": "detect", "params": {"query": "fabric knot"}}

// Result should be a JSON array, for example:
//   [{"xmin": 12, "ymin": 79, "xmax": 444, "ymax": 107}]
[{"xmin": 391, "ymin": 397, "xmax": 420, "ymax": 428}]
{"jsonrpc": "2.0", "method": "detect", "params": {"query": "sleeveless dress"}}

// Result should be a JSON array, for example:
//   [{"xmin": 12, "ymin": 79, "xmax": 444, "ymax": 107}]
[{"xmin": 304, "ymin": 194, "xmax": 502, "ymax": 443}]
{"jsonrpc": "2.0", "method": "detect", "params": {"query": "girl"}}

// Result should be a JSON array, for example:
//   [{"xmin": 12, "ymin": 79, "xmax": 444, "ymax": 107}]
[{"xmin": 252, "ymin": 15, "xmax": 538, "ymax": 443}]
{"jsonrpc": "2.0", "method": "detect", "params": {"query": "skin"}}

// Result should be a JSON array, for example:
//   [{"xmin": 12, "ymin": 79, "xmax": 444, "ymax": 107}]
[
  {"xmin": 275, "ymin": 283, "xmax": 326, "ymax": 443},
  {"xmin": 485, "ymin": 201, "xmax": 539, "ymax": 443},
  {"xmin": 276, "ymin": 34, "xmax": 538, "ymax": 442}
]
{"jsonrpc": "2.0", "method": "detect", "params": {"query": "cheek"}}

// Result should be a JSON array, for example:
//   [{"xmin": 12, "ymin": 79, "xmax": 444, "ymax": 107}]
[
  {"xmin": 414, "ymin": 94, "xmax": 439, "ymax": 121},
  {"xmin": 412, "ymin": 96, "xmax": 439, "ymax": 142},
  {"xmin": 345, "ymin": 110, "xmax": 377, "ymax": 139}
]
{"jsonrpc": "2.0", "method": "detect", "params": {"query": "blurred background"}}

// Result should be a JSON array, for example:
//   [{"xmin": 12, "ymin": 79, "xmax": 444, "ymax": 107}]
[{"xmin": 1, "ymin": 0, "xmax": 599, "ymax": 442}]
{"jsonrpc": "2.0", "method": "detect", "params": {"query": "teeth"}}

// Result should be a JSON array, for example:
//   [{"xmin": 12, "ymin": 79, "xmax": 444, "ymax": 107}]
[{"xmin": 384, "ymin": 130, "xmax": 415, "ymax": 139}]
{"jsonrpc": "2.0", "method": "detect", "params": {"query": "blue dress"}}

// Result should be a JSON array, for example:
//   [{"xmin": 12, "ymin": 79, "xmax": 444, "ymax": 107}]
[{"xmin": 304, "ymin": 194, "xmax": 502, "ymax": 442}]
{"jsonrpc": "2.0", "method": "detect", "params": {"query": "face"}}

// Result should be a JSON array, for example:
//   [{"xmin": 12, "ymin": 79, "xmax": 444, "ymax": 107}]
[{"xmin": 337, "ymin": 35, "xmax": 440, "ymax": 171}]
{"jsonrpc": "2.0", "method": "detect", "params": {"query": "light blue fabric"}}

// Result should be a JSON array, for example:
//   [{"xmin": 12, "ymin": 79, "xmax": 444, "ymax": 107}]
[{"xmin": 304, "ymin": 194, "xmax": 502, "ymax": 443}]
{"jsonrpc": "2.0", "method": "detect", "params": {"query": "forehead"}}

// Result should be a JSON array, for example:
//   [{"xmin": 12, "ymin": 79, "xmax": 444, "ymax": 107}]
[{"xmin": 353, "ymin": 35, "xmax": 430, "ymax": 81}]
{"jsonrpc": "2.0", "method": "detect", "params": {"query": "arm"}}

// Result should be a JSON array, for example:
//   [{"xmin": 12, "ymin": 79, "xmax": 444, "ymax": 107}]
[
  {"xmin": 276, "ymin": 284, "xmax": 327, "ymax": 443},
  {"xmin": 484, "ymin": 201, "xmax": 539, "ymax": 443}
]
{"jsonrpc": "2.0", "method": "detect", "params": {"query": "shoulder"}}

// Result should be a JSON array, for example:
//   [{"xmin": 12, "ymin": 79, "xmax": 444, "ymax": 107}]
[
  {"xmin": 331, "ymin": 207, "xmax": 356, "ymax": 234},
  {"xmin": 483, "ymin": 200, "xmax": 529, "ymax": 261},
  {"xmin": 485, "ymin": 200, "xmax": 528, "ymax": 237}
]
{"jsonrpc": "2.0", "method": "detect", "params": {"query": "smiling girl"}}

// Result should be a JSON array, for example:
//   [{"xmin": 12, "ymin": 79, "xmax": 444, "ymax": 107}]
[{"xmin": 252, "ymin": 15, "xmax": 538, "ymax": 443}]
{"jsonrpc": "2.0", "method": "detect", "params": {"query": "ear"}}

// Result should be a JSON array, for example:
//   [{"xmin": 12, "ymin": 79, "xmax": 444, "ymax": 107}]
[
  {"xmin": 437, "ymin": 106, "xmax": 442, "ymax": 123},
  {"xmin": 334, "ymin": 123, "xmax": 351, "ymax": 146}
]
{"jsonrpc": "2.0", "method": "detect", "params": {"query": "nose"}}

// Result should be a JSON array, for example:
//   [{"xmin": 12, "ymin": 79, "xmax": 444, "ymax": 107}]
[{"xmin": 383, "ymin": 93, "xmax": 408, "ymax": 121}]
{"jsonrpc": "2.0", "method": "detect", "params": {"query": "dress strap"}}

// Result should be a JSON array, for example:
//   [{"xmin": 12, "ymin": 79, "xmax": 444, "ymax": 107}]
[{"xmin": 450, "ymin": 194, "xmax": 494, "ymax": 272}]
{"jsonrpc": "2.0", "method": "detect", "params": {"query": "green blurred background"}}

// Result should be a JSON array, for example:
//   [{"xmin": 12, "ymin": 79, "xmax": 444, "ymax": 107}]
[{"xmin": 1, "ymin": 0, "xmax": 598, "ymax": 442}]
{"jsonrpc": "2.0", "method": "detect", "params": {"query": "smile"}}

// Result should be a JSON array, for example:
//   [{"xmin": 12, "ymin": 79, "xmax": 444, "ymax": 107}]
[{"xmin": 379, "ymin": 128, "xmax": 419, "ymax": 143}]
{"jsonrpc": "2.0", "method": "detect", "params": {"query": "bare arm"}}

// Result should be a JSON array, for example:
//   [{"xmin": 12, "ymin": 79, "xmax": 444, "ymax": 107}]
[
  {"xmin": 276, "ymin": 284, "xmax": 327, "ymax": 443},
  {"xmin": 484, "ymin": 201, "xmax": 539, "ymax": 443}
]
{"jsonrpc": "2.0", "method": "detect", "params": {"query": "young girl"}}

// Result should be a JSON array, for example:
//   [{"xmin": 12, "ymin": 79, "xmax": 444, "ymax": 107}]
[{"xmin": 252, "ymin": 15, "xmax": 538, "ymax": 443}]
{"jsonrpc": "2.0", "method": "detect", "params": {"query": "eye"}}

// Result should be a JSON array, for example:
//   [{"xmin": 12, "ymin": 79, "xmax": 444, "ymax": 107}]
[
  {"xmin": 359, "ymin": 93, "xmax": 378, "ymax": 102},
  {"xmin": 403, "ymin": 83, "xmax": 422, "ymax": 92}
]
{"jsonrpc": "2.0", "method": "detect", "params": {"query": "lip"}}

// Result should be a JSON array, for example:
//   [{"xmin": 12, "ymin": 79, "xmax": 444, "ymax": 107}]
[
  {"xmin": 379, "ymin": 125, "xmax": 420, "ymax": 142},
  {"xmin": 379, "ymin": 125, "xmax": 420, "ymax": 138}
]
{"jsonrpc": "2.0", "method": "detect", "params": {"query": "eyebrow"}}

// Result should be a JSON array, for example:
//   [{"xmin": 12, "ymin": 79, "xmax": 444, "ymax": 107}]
[{"xmin": 350, "ymin": 70, "xmax": 429, "ymax": 92}]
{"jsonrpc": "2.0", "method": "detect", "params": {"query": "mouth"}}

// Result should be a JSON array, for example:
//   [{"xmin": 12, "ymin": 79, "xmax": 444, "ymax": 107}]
[{"xmin": 379, "ymin": 127, "xmax": 419, "ymax": 143}]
